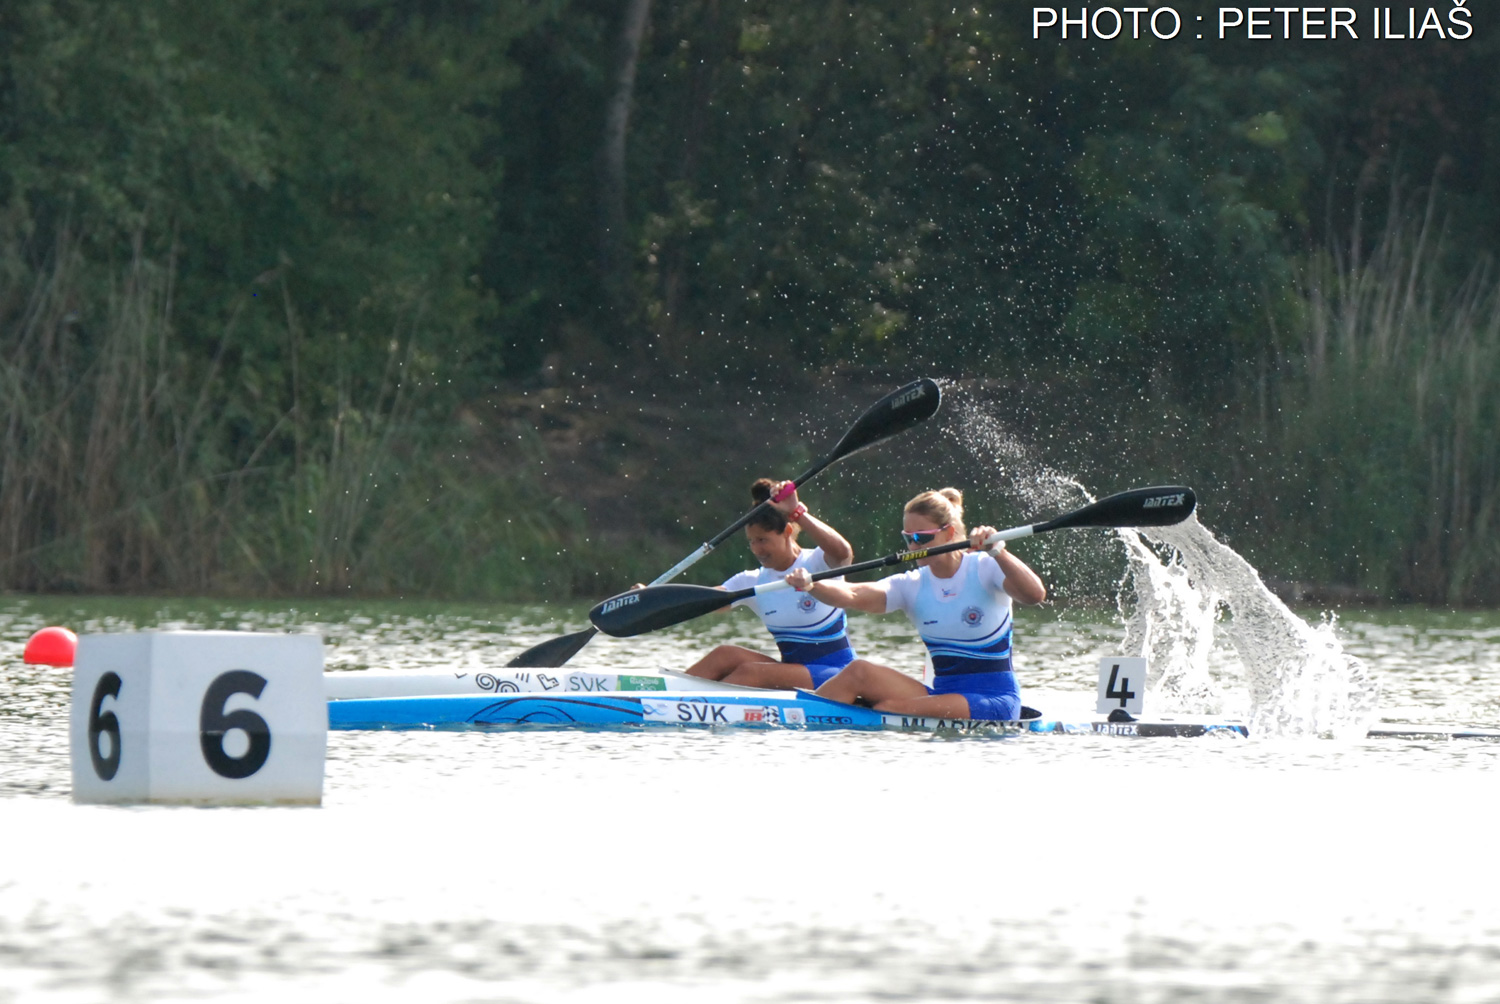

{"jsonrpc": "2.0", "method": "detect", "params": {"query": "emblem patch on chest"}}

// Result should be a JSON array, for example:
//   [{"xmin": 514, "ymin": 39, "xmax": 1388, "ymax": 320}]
[{"xmin": 962, "ymin": 606, "xmax": 984, "ymax": 627}]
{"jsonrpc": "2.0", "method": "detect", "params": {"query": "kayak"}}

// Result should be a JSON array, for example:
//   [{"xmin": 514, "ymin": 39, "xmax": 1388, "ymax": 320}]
[
  {"xmin": 326, "ymin": 687, "xmax": 1251, "ymax": 737},
  {"xmin": 323, "ymin": 668, "xmax": 741, "ymax": 700},
  {"xmin": 321, "ymin": 671, "xmax": 1500, "ymax": 740}
]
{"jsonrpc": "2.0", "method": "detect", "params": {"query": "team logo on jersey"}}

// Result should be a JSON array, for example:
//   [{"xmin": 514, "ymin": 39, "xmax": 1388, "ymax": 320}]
[
  {"xmin": 798, "ymin": 593, "xmax": 818, "ymax": 612},
  {"xmin": 962, "ymin": 606, "xmax": 984, "ymax": 627}
]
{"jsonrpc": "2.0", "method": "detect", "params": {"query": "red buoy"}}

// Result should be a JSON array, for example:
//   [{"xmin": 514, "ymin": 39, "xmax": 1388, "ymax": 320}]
[{"xmin": 23, "ymin": 626, "xmax": 77, "ymax": 667}]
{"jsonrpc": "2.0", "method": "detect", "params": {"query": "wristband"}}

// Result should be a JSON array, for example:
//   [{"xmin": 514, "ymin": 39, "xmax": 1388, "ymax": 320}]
[{"xmin": 789, "ymin": 502, "xmax": 808, "ymax": 521}]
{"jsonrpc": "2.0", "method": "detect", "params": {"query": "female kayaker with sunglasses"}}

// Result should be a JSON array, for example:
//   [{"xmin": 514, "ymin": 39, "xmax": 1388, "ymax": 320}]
[
  {"xmin": 682, "ymin": 478, "xmax": 858, "ymax": 689},
  {"xmin": 783, "ymin": 487, "xmax": 1046, "ymax": 720}
]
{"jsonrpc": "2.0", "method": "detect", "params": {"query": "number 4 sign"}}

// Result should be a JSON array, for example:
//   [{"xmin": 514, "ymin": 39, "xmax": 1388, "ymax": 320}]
[
  {"xmin": 1095, "ymin": 656, "xmax": 1147, "ymax": 717},
  {"xmin": 70, "ymin": 632, "xmax": 326, "ymax": 805}
]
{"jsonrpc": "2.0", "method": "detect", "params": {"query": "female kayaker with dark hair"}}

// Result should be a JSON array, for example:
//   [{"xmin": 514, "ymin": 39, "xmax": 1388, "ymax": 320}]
[
  {"xmin": 784, "ymin": 487, "xmax": 1046, "ymax": 721},
  {"xmin": 683, "ymin": 478, "xmax": 857, "ymax": 689}
]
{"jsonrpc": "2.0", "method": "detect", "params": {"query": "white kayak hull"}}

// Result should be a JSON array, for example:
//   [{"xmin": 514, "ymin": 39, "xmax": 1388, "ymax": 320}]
[
  {"xmin": 321, "ymin": 674, "xmax": 1500, "ymax": 740},
  {"xmin": 323, "ymin": 668, "xmax": 746, "ymax": 701}
]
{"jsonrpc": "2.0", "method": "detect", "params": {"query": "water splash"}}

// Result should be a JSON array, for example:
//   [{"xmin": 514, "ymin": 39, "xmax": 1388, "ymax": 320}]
[
  {"xmin": 946, "ymin": 388, "xmax": 1380, "ymax": 737},
  {"xmin": 1117, "ymin": 527, "xmax": 1224, "ymax": 716},
  {"xmin": 1123, "ymin": 517, "xmax": 1380, "ymax": 737}
]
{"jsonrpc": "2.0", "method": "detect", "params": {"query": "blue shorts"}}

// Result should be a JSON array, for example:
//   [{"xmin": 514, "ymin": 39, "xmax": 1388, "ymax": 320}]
[
  {"xmin": 938, "ymin": 689, "xmax": 1022, "ymax": 721},
  {"xmin": 804, "ymin": 647, "xmax": 856, "ymax": 688},
  {"xmin": 928, "ymin": 664, "xmax": 1021, "ymax": 721}
]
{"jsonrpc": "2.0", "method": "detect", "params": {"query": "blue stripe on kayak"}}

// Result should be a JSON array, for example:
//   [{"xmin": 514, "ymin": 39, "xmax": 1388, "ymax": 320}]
[{"xmin": 325, "ymin": 690, "xmax": 1251, "ymax": 737}]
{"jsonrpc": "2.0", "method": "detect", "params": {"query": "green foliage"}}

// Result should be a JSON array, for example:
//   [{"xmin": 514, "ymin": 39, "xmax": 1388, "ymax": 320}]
[
  {"xmin": 1190, "ymin": 199, "xmax": 1500, "ymax": 605},
  {"xmin": 0, "ymin": 0, "xmax": 576, "ymax": 598},
  {"xmin": 3, "ymin": 0, "xmax": 1500, "ymax": 602},
  {"xmin": 0, "ymin": 228, "xmax": 590, "ymax": 599},
  {"xmin": 1063, "ymin": 50, "xmax": 1334, "ymax": 382},
  {"xmin": 0, "ymin": 1, "xmax": 264, "ymax": 253},
  {"xmin": 0, "ymin": 0, "xmax": 538, "ymax": 404},
  {"xmin": 481, "ymin": 3, "xmax": 1353, "ymax": 394}
]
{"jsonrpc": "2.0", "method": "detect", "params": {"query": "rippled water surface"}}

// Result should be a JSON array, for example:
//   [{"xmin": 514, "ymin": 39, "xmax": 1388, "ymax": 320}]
[{"xmin": 2, "ymin": 596, "xmax": 1499, "ymax": 1003}]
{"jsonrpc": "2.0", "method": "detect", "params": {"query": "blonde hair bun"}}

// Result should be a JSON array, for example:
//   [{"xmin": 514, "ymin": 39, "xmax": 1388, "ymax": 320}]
[{"xmin": 904, "ymin": 488, "xmax": 966, "ymax": 534}]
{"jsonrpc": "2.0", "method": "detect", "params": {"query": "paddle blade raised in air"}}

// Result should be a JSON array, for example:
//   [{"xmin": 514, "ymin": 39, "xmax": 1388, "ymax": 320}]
[
  {"xmin": 827, "ymin": 377, "xmax": 941, "ymax": 461},
  {"xmin": 1032, "ymin": 486, "xmax": 1196, "ymax": 533},
  {"xmin": 589, "ymin": 584, "xmax": 730, "ymax": 637}
]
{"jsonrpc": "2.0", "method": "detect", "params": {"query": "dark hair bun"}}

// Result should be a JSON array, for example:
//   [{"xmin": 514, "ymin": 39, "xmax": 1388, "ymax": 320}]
[{"xmin": 747, "ymin": 478, "xmax": 790, "ymax": 534}]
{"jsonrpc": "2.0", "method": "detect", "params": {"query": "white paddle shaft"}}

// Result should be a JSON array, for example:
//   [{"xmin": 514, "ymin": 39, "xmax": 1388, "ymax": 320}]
[
  {"xmin": 750, "ymin": 525, "xmax": 1036, "ymax": 597},
  {"xmin": 652, "ymin": 544, "xmax": 713, "ymax": 586}
]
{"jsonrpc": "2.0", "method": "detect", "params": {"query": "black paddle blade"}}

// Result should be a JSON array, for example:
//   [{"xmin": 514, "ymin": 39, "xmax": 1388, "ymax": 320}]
[
  {"xmin": 1032, "ymin": 486, "xmax": 1196, "ymax": 533},
  {"xmin": 506, "ymin": 627, "xmax": 597, "ymax": 668},
  {"xmin": 828, "ymin": 377, "xmax": 941, "ymax": 461},
  {"xmin": 589, "ymin": 584, "xmax": 731, "ymax": 638}
]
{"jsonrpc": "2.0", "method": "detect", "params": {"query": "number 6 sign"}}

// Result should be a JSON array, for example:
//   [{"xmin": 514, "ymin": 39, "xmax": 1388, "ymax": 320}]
[{"xmin": 69, "ymin": 632, "xmax": 326, "ymax": 805}]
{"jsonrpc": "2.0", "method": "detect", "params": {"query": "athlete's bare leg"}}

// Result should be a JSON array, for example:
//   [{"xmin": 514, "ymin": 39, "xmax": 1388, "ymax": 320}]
[
  {"xmin": 686, "ymin": 644, "xmax": 773, "ymax": 680},
  {"xmin": 815, "ymin": 659, "xmax": 927, "ymax": 704},
  {"xmin": 815, "ymin": 659, "xmax": 973, "ymax": 717},
  {"xmin": 721, "ymin": 661, "xmax": 814, "ymax": 690}
]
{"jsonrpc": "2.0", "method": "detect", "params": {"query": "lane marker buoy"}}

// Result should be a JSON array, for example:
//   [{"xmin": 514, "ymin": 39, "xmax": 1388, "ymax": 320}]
[{"xmin": 24, "ymin": 626, "xmax": 78, "ymax": 667}]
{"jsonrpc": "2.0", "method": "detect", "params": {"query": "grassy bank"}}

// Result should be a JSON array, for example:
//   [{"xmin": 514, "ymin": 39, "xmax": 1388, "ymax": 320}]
[
  {"xmin": 3, "ymin": 207, "xmax": 1497, "ymax": 606},
  {"xmin": 0, "ymin": 234, "xmax": 592, "ymax": 600}
]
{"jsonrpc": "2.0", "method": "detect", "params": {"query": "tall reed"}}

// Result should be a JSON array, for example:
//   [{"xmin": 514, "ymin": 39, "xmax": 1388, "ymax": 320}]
[
  {"xmin": 1257, "ymin": 195, "xmax": 1500, "ymax": 604},
  {"xmin": 0, "ymin": 230, "xmax": 235, "ymax": 591},
  {"xmin": 0, "ymin": 232, "xmax": 583, "ymax": 599}
]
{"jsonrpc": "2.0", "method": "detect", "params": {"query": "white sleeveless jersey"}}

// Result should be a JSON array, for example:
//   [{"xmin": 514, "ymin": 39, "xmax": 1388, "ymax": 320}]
[
  {"xmin": 877, "ymin": 552, "xmax": 1012, "ymax": 681},
  {"xmin": 723, "ymin": 547, "xmax": 851, "ymax": 661}
]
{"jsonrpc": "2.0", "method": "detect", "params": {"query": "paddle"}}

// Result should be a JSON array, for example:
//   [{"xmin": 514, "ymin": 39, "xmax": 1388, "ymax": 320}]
[
  {"xmin": 588, "ymin": 485, "xmax": 1197, "ymax": 638},
  {"xmin": 506, "ymin": 377, "xmax": 944, "ymax": 667}
]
